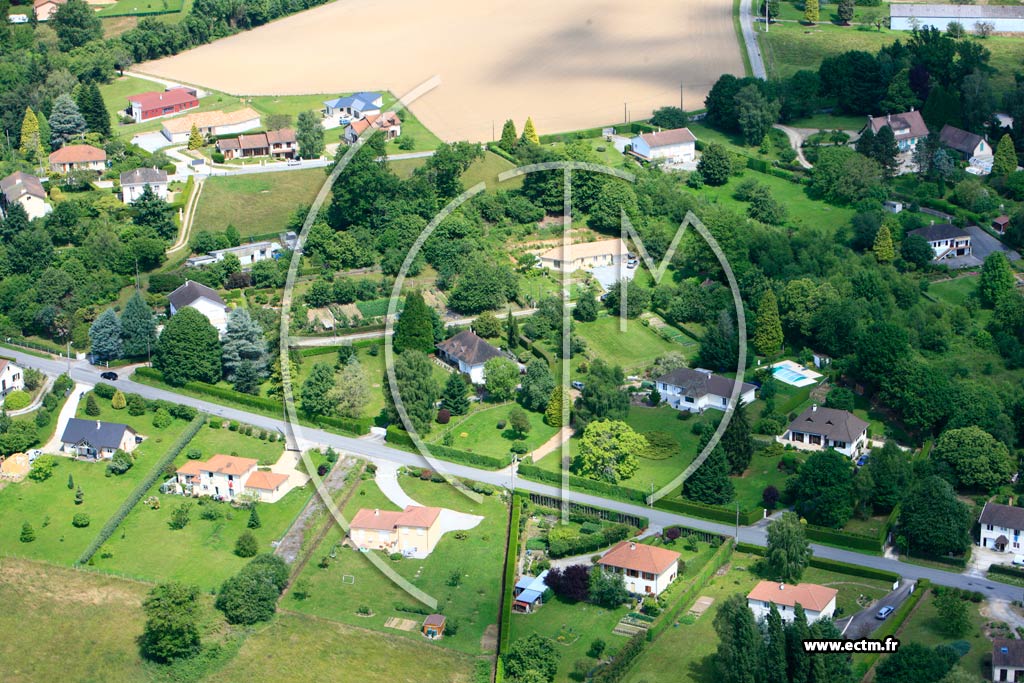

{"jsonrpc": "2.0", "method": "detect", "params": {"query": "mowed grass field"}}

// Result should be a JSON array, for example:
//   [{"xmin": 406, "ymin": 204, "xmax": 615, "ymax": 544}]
[
  {"xmin": 192, "ymin": 168, "xmax": 326, "ymax": 236},
  {"xmin": 97, "ymin": 0, "xmax": 184, "ymax": 17},
  {"xmin": 290, "ymin": 476, "xmax": 508, "ymax": 655},
  {"xmin": 572, "ymin": 315, "xmax": 682, "ymax": 374},
  {"xmin": 432, "ymin": 402, "xmax": 559, "ymax": 458}
]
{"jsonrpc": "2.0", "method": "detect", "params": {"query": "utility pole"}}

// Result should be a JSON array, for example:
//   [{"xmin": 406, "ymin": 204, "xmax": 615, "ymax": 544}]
[
  {"xmin": 765, "ymin": 0, "xmax": 769, "ymax": 33},
  {"xmin": 624, "ymin": 102, "xmax": 627, "ymax": 124},
  {"xmin": 66, "ymin": 341, "xmax": 71, "ymax": 373},
  {"xmin": 680, "ymin": 83, "xmax": 684, "ymax": 112},
  {"xmin": 735, "ymin": 501, "xmax": 740, "ymax": 543}
]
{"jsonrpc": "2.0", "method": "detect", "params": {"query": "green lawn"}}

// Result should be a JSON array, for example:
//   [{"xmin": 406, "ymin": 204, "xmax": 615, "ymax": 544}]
[
  {"xmin": 111, "ymin": 89, "xmax": 248, "ymax": 138},
  {"xmin": 206, "ymin": 611, "xmax": 477, "ymax": 683},
  {"xmin": 99, "ymin": 75, "xmax": 157, "ymax": 131},
  {"xmin": 434, "ymin": 403, "xmax": 558, "ymax": 458},
  {"xmin": 298, "ymin": 346, "xmax": 387, "ymax": 421},
  {"xmin": 731, "ymin": 449, "xmax": 793, "ymax": 511},
  {"xmin": 187, "ymin": 423, "xmax": 288, "ymax": 466},
  {"xmin": 192, "ymin": 169, "xmax": 326, "ymax": 237},
  {"xmin": 96, "ymin": 0, "xmax": 184, "ymax": 17},
  {"xmin": 928, "ymin": 276, "xmax": 979, "ymax": 308},
  {"xmin": 248, "ymin": 93, "xmax": 336, "ymax": 121},
  {"xmin": 510, "ymin": 597, "xmax": 631, "ymax": 683},
  {"xmin": 572, "ymin": 315, "xmax": 682, "ymax": 374},
  {"xmin": 290, "ymin": 476, "xmax": 508, "ymax": 655},
  {"xmin": 93, "ymin": 479, "xmax": 310, "ymax": 590},
  {"xmin": 462, "ymin": 150, "xmax": 520, "ymax": 190}
]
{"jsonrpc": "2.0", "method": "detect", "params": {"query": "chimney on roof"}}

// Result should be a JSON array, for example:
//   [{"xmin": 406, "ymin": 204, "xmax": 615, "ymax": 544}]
[
  {"xmin": 886, "ymin": 114, "xmax": 891, "ymax": 124},
  {"xmin": 779, "ymin": 583, "xmax": 785, "ymax": 590},
  {"xmin": 629, "ymin": 542, "xmax": 636, "ymax": 550},
  {"xmin": 374, "ymin": 508, "xmax": 379, "ymax": 516},
  {"xmin": 811, "ymin": 404, "xmax": 817, "ymax": 412},
  {"xmin": 96, "ymin": 420, "xmax": 101, "ymax": 429}
]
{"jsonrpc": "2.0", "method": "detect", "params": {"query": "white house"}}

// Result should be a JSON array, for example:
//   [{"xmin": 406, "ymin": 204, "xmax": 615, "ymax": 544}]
[
  {"xmin": 344, "ymin": 112, "xmax": 402, "ymax": 143},
  {"xmin": 0, "ymin": 359, "xmax": 24, "ymax": 397},
  {"xmin": 598, "ymin": 541, "xmax": 680, "ymax": 597},
  {"xmin": 890, "ymin": 3, "xmax": 1024, "ymax": 32},
  {"xmin": 48, "ymin": 144, "xmax": 106, "ymax": 174},
  {"xmin": 435, "ymin": 330, "xmax": 504, "ymax": 385},
  {"xmin": 907, "ymin": 224, "xmax": 972, "ymax": 262},
  {"xmin": 168, "ymin": 280, "xmax": 229, "ymax": 335},
  {"xmin": 537, "ymin": 238, "xmax": 629, "ymax": 273},
  {"xmin": 939, "ymin": 124, "xmax": 991, "ymax": 162},
  {"xmin": 993, "ymin": 639, "xmax": 1024, "ymax": 683},
  {"xmin": 777, "ymin": 405, "xmax": 870, "ymax": 458},
  {"xmin": 186, "ymin": 241, "xmax": 281, "ymax": 269},
  {"xmin": 629, "ymin": 127, "xmax": 697, "ymax": 164},
  {"xmin": 0, "ymin": 171, "xmax": 51, "ymax": 221},
  {"xmin": 747, "ymin": 581, "xmax": 838, "ymax": 624},
  {"xmin": 60, "ymin": 418, "xmax": 140, "ymax": 459},
  {"xmin": 655, "ymin": 367, "xmax": 757, "ymax": 413},
  {"xmin": 979, "ymin": 503, "xmax": 1024, "ymax": 553},
  {"xmin": 323, "ymin": 92, "xmax": 383, "ymax": 122},
  {"xmin": 160, "ymin": 108, "xmax": 262, "ymax": 144},
  {"xmin": 120, "ymin": 167, "xmax": 169, "ymax": 204},
  {"xmin": 175, "ymin": 454, "xmax": 290, "ymax": 503}
]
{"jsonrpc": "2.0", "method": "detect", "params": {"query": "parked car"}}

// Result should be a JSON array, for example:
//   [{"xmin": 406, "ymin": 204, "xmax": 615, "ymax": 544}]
[
  {"xmin": 100, "ymin": 371, "xmax": 118, "ymax": 381},
  {"xmin": 875, "ymin": 606, "xmax": 894, "ymax": 620},
  {"xmin": 1012, "ymin": 555, "xmax": 1024, "ymax": 567},
  {"xmin": 571, "ymin": 381, "xmax": 585, "ymax": 391},
  {"xmin": 27, "ymin": 449, "xmax": 42, "ymax": 463}
]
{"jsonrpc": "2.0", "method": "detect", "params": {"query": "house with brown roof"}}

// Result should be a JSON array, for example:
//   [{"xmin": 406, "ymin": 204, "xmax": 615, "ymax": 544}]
[
  {"xmin": 865, "ymin": 110, "xmax": 929, "ymax": 173},
  {"xmin": 778, "ymin": 405, "xmax": 870, "ymax": 458},
  {"xmin": 747, "ymin": 581, "xmax": 837, "ymax": 624},
  {"xmin": 939, "ymin": 124, "xmax": 991, "ymax": 162},
  {"xmin": 175, "ymin": 453, "xmax": 289, "ymax": 503},
  {"xmin": 629, "ymin": 127, "xmax": 698, "ymax": 164},
  {"xmin": 343, "ymin": 111, "xmax": 402, "ymax": 144},
  {"xmin": 161, "ymin": 108, "xmax": 261, "ymax": 144},
  {"xmin": 979, "ymin": 503, "xmax": 1024, "ymax": 554},
  {"xmin": 0, "ymin": 171, "xmax": 51, "ymax": 221},
  {"xmin": 48, "ymin": 144, "xmax": 106, "ymax": 174},
  {"xmin": 599, "ymin": 541, "xmax": 680, "ymax": 596},
  {"xmin": 908, "ymin": 223, "xmax": 972, "ymax": 262},
  {"xmin": 168, "ymin": 280, "xmax": 229, "ymax": 335},
  {"xmin": 216, "ymin": 129, "xmax": 297, "ymax": 160},
  {"xmin": 538, "ymin": 238, "xmax": 629, "ymax": 273},
  {"xmin": 436, "ymin": 329, "xmax": 505, "ymax": 385},
  {"xmin": 993, "ymin": 638, "xmax": 1024, "ymax": 682},
  {"xmin": 126, "ymin": 88, "xmax": 200, "ymax": 123},
  {"xmin": 655, "ymin": 367, "xmax": 757, "ymax": 413},
  {"xmin": 350, "ymin": 505, "xmax": 443, "ymax": 557}
]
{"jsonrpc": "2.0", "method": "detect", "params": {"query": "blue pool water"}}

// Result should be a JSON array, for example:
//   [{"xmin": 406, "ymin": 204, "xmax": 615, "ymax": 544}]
[{"xmin": 773, "ymin": 366, "xmax": 808, "ymax": 384}]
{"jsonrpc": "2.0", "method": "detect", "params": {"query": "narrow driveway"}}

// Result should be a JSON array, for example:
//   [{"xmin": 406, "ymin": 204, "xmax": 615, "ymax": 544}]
[
  {"xmin": 5, "ymin": 345, "xmax": 1024, "ymax": 601},
  {"xmin": 6, "ymin": 376, "xmax": 52, "ymax": 416},
  {"xmin": 837, "ymin": 579, "xmax": 914, "ymax": 639},
  {"xmin": 374, "ymin": 460, "xmax": 484, "ymax": 545},
  {"xmin": 42, "ymin": 381, "xmax": 90, "ymax": 453},
  {"xmin": 740, "ymin": 0, "xmax": 768, "ymax": 78},
  {"xmin": 773, "ymin": 125, "xmax": 812, "ymax": 169}
]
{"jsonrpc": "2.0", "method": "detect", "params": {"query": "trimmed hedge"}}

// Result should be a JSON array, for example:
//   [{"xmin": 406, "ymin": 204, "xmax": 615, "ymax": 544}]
[
  {"xmin": 499, "ymin": 497, "xmax": 523, "ymax": 654},
  {"xmin": 133, "ymin": 367, "xmax": 370, "ymax": 435},
  {"xmin": 517, "ymin": 462, "xmax": 648, "ymax": 503},
  {"xmin": 77, "ymin": 414, "xmax": 205, "ymax": 565},
  {"xmin": 654, "ymin": 497, "xmax": 761, "ymax": 526},
  {"xmin": 385, "ymin": 425, "xmax": 512, "ymax": 469},
  {"xmin": 805, "ymin": 524, "xmax": 882, "ymax": 553},
  {"xmin": 647, "ymin": 539, "xmax": 734, "ymax": 642},
  {"xmin": 988, "ymin": 564, "xmax": 1024, "ymax": 580},
  {"xmin": 905, "ymin": 550, "xmax": 968, "ymax": 569}
]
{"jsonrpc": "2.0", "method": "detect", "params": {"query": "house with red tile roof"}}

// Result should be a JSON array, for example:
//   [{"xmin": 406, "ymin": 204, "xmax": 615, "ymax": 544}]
[
  {"xmin": 216, "ymin": 129, "xmax": 297, "ymax": 160},
  {"xmin": 49, "ymin": 144, "xmax": 106, "ymax": 174},
  {"xmin": 598, "ymin": 541, "xmax": 681, "ymax": 596},
  {"xmin": 350, "ymin": 505, "xmax": 443, "ymax": 557},
  {"xmin": 747, "ymin": 581, "xmax": 838, "ymax": 624},
  {"xmin": 343, "ymin": 111, "xmax": 401, "ymax": 143},
  {"xmin": 175, "ymin": 454, "xmax": 291, "ymax": 503},
  {"xmin": 126, "ymin": 88, "xmax": 199, "ymax": 123}
]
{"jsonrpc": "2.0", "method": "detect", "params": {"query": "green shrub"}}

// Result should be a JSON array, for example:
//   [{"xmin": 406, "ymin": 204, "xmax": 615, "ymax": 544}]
[
  {"xmin": 153, "ymin": 408, "xmax": 172, "ymax": 429},
  {"xmin": 72, "ymin": 513, "xmax": 90, "ymax": 528},
  {"xmin": 93, "ymin": 383, "xmax": 116, "ymax": 400},
  {"xmin": 3, "ymin": 390, "xmax": 30, "ymax": 410},
  {"xmin": 234, "ymin": 530, "xmax": 259, "ymax": 557}
]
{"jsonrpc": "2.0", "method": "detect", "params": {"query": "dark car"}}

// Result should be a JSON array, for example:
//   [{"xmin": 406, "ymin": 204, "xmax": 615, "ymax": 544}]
[{"xmin": 100, "ymin": 371, "xmax": 118, "ymax": 381}]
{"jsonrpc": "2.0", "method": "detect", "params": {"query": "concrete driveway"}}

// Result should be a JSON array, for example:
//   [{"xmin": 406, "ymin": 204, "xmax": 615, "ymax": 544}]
[
  {"xmin": 131, "ymin": 132, "xmax": 173, "ymax": 153},
  {"xmin": 42, "ymin": 381, "xmax": 91, "ymax": 454},
  {"xmin": 966, "ymin": 225, "xmax": 1021, "ymax": 263},
  {"xmin": 836, "ymin": 579, "xmax": 915, "ymax": 639}
]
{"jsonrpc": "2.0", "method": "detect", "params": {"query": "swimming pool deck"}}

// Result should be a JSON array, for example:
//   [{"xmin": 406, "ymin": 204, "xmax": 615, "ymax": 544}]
[{"xmin": 770, "ymin": 360, "xmax": 822, "ymax": 388}]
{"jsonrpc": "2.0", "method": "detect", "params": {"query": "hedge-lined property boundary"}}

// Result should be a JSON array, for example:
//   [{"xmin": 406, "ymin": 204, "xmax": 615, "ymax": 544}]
[
  {"xmin": 734, "ymin": 542, "xmax": 901, "ymax": 584},
  {"xmin": 77, "ymin": 413, "xmax": 205, "ymax": 565},
  {"xmin": 855, "ymin": 579, "xmax": 931, "ymax": 679},
  {"xmin": 988, "ymin": 564, "xmax": 1024, "ymax": 581},
  {"xmin": 385, "ymin": 425, "xmax": 513, "ymax": 469},
  {"xmin": 646, "ymin": 539, "xmax": 734, "ymax": 642},
  {"xmin": 133, "ymin": 367, "xmax": 370, "ymax": 435},
  {"xmin": 654, "ymin": 497, "xmax": 761, "ymax": 526},
  {"xmin": 498, "ymin": 496, "xmax": 523, "ymax": 655}
]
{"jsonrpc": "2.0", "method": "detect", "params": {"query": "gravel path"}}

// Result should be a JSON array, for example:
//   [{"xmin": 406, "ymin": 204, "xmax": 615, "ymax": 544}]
[{"xmin": 274, "ymin": 455, "xmax": 356, "ymax": 564}]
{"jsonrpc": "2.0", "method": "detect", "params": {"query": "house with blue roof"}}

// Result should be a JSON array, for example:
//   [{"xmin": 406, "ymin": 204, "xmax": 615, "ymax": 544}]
[
  {"xmin": 323, "ymin": 92, "xmax": 383, "ymax": 122},
  {"xmin": 512, "ymin": 570, "xmax": 551, "ymax": 613}
]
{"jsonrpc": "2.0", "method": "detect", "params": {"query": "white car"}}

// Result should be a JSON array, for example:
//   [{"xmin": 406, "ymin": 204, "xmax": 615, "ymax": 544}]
[
  {"xmin": 8, "ymin": 14, "xmax": 28, "ymax": 23},
  {"xmin": 1012, "ymin": 555, "xmax": 1024, "ymax": 567}
]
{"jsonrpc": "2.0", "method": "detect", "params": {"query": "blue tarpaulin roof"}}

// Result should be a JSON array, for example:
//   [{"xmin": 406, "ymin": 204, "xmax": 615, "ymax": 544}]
[{"xmin": 516, "ymin": 589, "xmax": 543, "ymax": 604}]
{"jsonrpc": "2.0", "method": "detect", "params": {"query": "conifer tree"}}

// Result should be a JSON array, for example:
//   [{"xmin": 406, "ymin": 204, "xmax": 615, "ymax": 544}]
[
  {"xmin": 48, "ymin": 93, "xmax": 86, "ymax": 148},
  {"xmin": 721, "ymin": 401, "xmax": 754, "ymax": 475},
  {"xmin": 683, "ymin": 445, "xmax": 734, "ymax": 504},
  {"xmin": 804, "ymin": 0, "xmax": 819, "ymax": 23},
  {"xmin": 499, "ymin": 119, "xmax": 517, "ymax": 152},
  {"xmin": 764, "ymin": 603, "xmax": 788, "ymax": 683},
  {"xmin": 75, "ymin": 486, "xmax": 84, "ymax": 505},
  {"xmin": 521, "ymin": 117, "xmax": 540, "ymax": 145},
  {"xmin": 785, "ymin": 605, "xmax": 812, "ymax": 683},
  {"xmin": 89, "ymin": 308, "xmax": 123, "ymax": 362},
  {"xmin": 393, "ymin": 291, "xmax": 435, "ymax": 354},
  {"xmin": 442, "ymin": 373, "xmax": 470, "ymax": 416},
  {"xmin": 18, "ymin": 107, "xmax": 43, "ymax": 162},
  {"xmin": 713, "ymin": 594, "xmax": 763, "ymax": 683},
  {"xmin": 979, "ymin": 252, "xmax": 1015, "ymax": 307},
  {"xmin": 753, "ymin": 289, "xmax": 783, "ymax": 356},
  {"xmin": 67, "ymin": 473, "xmax": 74, "ymax": 490},
  {"xmin": 544, "ymin": 384, "xmax": 565, "ymax": 427},
  {"xmin": 247, "ymin": 505, "xmax": 261, "ymax": 529},
  {"xmin": 77, "ymin": 82, "xmax": 110, "ymax": 138},
  {"xmin": 506, "ymin": 308, "xmax": 520, "ymax": 350},
  {"xmin": 187, "ymin": 124, "xmax": 204, "ymax": 151},
  {"xmin": 993, "ymin": 133, "xmax": 1018, "ymax": 177},
  {"xmin": 120, "ymin": 291, "xmax": 156, "ymax": 359},
  {"xmin": 837, "ymin": 0, "xmax": 854, "ymax": 24},
  {"xmin": 872, "ymin": 223, "xmax": 895, "ymax": 263},
  {"xmin": 112, "ymin": 390, "xmax": 126, "ymax": 410},
  {"xmin": 20, "ymin": 522, "xmax": 35, "ymax": 543},
  {"xmin": 85, "ymin": 392, "xmax": 100, "ymax": 416}
]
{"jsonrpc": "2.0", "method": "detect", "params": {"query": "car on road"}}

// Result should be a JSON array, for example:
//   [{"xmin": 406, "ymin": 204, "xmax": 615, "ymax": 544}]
[
  {"xmin": 100, "ymin": 371, "xmax": 118, "ymax": 381},
  {"xmin": 875, "ymin": 606, "xmax": 894, "ymax": 620}
]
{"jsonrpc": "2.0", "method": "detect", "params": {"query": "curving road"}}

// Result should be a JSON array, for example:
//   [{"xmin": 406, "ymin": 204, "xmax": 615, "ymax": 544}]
[{"xmin": 6, "ymin": 345, "xmax": 1021, "ymax": 602}]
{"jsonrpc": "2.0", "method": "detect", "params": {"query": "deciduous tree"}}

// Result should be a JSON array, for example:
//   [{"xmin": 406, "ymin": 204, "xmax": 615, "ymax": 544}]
[
  {"xmin": 140, "ymin": 582, "xmax": 202, "ymax": 662},
  {"xmin": 484, "ymin": 356, "xmax": 519, "ymax": 401},
  {"xmin": 787, "ymin": 449, "xmax": 854, "ymax": 527},
  {"xmin": 330, "ymin": 356, "xmax": 370, "ymax": 419},
  {"xmin": 154, "ymin": 308, "xmax": 222, "ymax": 386},
  {"xmin": 697, "ymin": 143, "xmax": 732, "ymax": 186},
  {"xmin": 899, "ymin": 476, "xmax": 972, "ymax": 556},
  {"xmin": 519, "ymin": 359, "xmax": 554, "ymax": 412},
  {"xmin": 296, "ymin": 110, "xmax": 324, "ymax": 159},
  {"xmin": 574, "ymin": 419, "xmax": 646, "ymax": 482},
  {"xmin": 979, "ymin": 252, "xmax": 1015, "ymax": 308},
  {"xmin": 766, "ymin": 512, "xmax": 811, "ymax": 582},
  {"xmin": 931, "ymin": 425, "xmax": 1014, "ymax": 491}
]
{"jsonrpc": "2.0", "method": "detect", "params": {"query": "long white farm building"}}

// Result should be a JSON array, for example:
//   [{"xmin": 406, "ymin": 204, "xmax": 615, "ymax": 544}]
[{"xmin": 890, "ymin": 4, "xmax": 1024, "ymax": 32}]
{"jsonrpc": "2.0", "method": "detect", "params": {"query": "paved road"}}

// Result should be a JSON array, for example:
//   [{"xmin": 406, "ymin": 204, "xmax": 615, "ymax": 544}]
[
  {"xmin": 6, "ymin": 345, "xmax": 1023, "ymax": 601},
  {"xmin": 739, "ymin": 0, "xmax": 768, "ymax": 79}
]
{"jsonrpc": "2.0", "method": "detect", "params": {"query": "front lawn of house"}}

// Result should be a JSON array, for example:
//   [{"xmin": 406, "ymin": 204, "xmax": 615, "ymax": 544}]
[
  {"xmin": 571, "ymin": 315, "xmax": 683, "ymax": 375},
  {"xmin": 188, "ymin": 422, "xmax": 289, "ymax": 466},
  {"xmin": 289, "ymin": 476, "xmax": 509, "ymax": 655},
  {"xmin": 433, "ymin": 403, "xmax": 559, "ymax": 459}
]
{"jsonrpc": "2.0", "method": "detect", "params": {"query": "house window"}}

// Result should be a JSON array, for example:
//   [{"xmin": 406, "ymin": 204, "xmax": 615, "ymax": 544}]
[
  {"xmin": 792, "ymin": 432, "xmax": 805, "ymax": 443},
  {"xmin": 417, "ymin": 528, "xmax": 424, "ymax": 536},
  {"xmin": 987, "ymin": 524, "xmax": 994, "ymax": 531},
  {"xmin": 833, "ymin": 441, "xmax": 846, "ymax": 449},
  {"xmin": 684, "ymin": 396, "xmax": 695, "ymax": 404}
]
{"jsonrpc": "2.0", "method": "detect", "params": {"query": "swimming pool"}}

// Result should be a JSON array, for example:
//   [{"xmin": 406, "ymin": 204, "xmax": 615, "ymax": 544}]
[{"xmin": 773, "ymin": 366, "xmax": 808, "ymax": 384}]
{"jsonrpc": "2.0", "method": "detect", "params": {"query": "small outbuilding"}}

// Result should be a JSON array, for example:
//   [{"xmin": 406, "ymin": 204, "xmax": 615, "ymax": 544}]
[{"xmin": 422, "ymin": 613, "xmax": 446, "ymax": 638}]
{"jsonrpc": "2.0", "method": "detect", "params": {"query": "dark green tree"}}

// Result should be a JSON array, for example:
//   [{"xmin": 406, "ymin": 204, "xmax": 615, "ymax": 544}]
[
  {"xmin": 503, "ymin": 634, "xmax": 559, "ymax": 682},
  {"xmin": 85, "ymin": 393, "xmax": 100, "ymax": 416},
  {"xmin": 215, "ymin": 555, "xmax": 288, "ymax": 625},
  {"xmin": 89, "ymin": 308, "xmax": 123, "ymax": 361},
  {"xmin": 393, "ymin": 291, "xmax": 437, "ymax": 354},
  {"xmin": 900, "ymin": 233, "xmax": 934, "ymax": 269},
  {"xmin": 19, "ymin": 522, "xmax": 34, "ymax": 543},
  {"xmin": 875, "ymin": 643, "xmax": 958, "ymax": 683},
  {"xmin": 234, "ymin": 530, "xmax": 259, "ymax": 557},
  {"xmin": 76, "ymin": 82, "xmax": 111, "ymax": 138},
  {"xmin": 120, "ymin": 291, "xmax": 156, "ymax": 358},
  {"xmin": 698, "ymin": 311, "xmax": 740, "ymax": 372},
  {"xmin": 993, "ymin": 133, "xmax": 1018, "ymax": 178},
  {"xmin": 140, "ymin": 582, "xmax": 202, "ymax": 662},
  {"xmin": 650, "ymin": 106, "xmax": 688, "ymax": 129},
  {"xmin": 384, "ymin": 350, "xmax": 440, "ymax": 435},
  {"xmin": 931, "ymin": 425, "xmax": 1014, "ymax": 491},
  {"xmin": 48, "ymin": 94, "xmax": 86, "ymax": 148},
  {"xmin": 837, "ymin": 0, "xmax": 854, "ymax": 24},
  {"xmin": 713, "ymin": 594, "xmax": 763, "ymax": 683},
  {"xmin": 296, "ymin": 110, "xmax": 325, "ymax": 159},
  {"xmin": 574, "ymin": 288, "xmax": 598, "ymax": 322},
  {"xmin": 154, "ymin": 308, "xmax": 222, "ymax": 386},
  {"xmin": 721, "ymin": 401, "xmax": 754, "ymax": 475},
  {"xmin": 301, "ymin": 363, "xmax": 336, "ymax": 416},
  {"xmin": 221, "ymin": 307, "xmax": 268, "ymax": 385},
  {"xmin": 764, "ymin": 603, "xmax": 788, "ymax": 683},
  {"xmin": 765, "ymin": 512, "xmax": 811, "ymax": 582},
  {"xmin": 499, "ymin": 119, "xmax": 518, "ymax": 152},
  {"xmin": 520, "ymin": 359, "xmax": 554, "ymax": 412},
  {"xmin": 133, "ymin": 184, "xmax": 176, "ymax": 241},
  {"xmin": 247, "ymin": 505, "xmax": 261, "ymax": 529},
  {"xmin": 785, "ymin": 605, "xmax": 812, "ymax": 683},
  {"xmin": 735, "ymin": 84, "xmax": 780, "ymax": 146},
  {"xmin": 899, "ymin": 476, "xmax": 972, "ymax": 556},
  {"xmin": 683, "ymin": 439, "xmax": 734, "ymax": 505},
  {"xmin": 442, "ymin": 372, "xmax": 470, "ymax": 416},
  {"xmin": 866, "ymin": 442, "xmax": 911, "ymax": 510},
  {"xmin": 50, "ymin": 0, "xmax": 102, "ymax": 50},
  {"xmin": 697, "ymin": 143, "xmax": 732, "ymax": 186},
  {"xmin": 787, "ymin": 449, "xmax": 854, "ymax": 527},
  {"xmin": 506, "ymin": 308, "xmax": 520, "ymax": 349},
  {"xmin": 979, "ymin": 252, "xmax": 1015, "ymax": 308}
]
